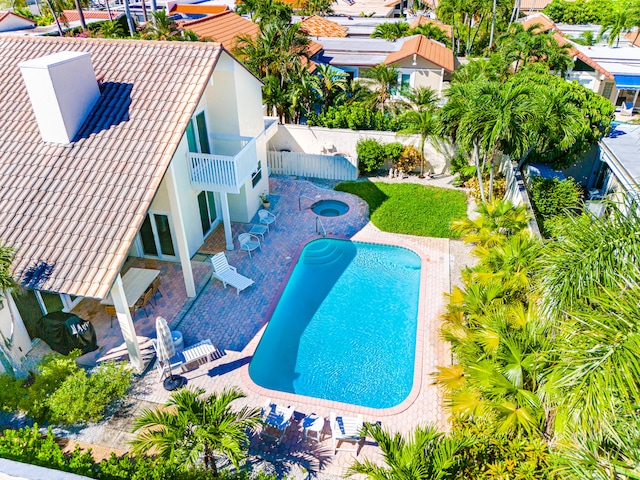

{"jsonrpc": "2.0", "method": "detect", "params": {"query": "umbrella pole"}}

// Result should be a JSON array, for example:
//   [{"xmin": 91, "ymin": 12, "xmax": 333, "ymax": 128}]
[{"xmin": 162, "ymin": 360, "xmax": 186, "ymax": 391}]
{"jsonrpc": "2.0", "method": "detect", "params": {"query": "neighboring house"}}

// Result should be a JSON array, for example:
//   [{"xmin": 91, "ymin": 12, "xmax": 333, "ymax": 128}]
[
  {"xmin": 169, "ymin": 2, "xmax": 229, "ymax": 19},
  {"xmin": 182, "ymin": 11, "xmax": 322, "ymax": 71},
  {"xmin": 519, "ymin": 12, "xmax": 556, "ymax": 33},
  {"xmin": 518, "ymin": 0, "xmax": 553, "ymax": 14},
  {"xmin": 590, "ymin": 123, "xmax": 640, "ymax": 216},
  {"xmin": 0, "ymin": 36, "xmax": 274, "ymax": 373},
  {"xmin": 0, "ymin": 11, "xmax": 35, "ymax": 32},
  {"xmin": 300, "ymin": 15, "xmax": 348, "ymax": 38},
  {"xmin": 409, "ymin": 15, "xmax": 452, "ymax": 38},
  {"xmin": 317, "ymin": 34, "xmax": 455, "ymax": 94}
]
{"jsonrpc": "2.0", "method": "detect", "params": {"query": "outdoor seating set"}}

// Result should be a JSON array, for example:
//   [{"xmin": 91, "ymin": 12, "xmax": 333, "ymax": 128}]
[
  {"xmin": 260, "ymin": 399, "xmax": 365, "ymax": 455},
  {"xmin": 238, "ymin": 210, "xmax": 277, "ymax": 259},
  {"xmin": 101, "ymin": 268, "xmax": 163, "ymax": 327}
]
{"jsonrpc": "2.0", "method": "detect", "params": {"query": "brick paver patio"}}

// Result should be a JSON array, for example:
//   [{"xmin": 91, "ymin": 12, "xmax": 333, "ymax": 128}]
[{"xmin": 114, "ymin": 177, "xmax": 452, "ymax": 478}]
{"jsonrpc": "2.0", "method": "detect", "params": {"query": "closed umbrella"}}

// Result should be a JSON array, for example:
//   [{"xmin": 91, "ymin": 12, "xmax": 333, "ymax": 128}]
[{"xmin": 156, "ymin": 316, "xmax": 186, "ymax": 391}]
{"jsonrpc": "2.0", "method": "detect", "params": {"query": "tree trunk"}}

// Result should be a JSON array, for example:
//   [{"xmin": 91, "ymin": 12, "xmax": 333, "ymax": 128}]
[
  {"xmin": 74, "ymin": 0, "xmax": 87, "ymax": 31},
  {"xmin": 419, "ymin": 134, "xmax": 426, "ymax": 178},
  {"xmin": 123, "ymin": 0, "xmax": 136, "ymax": 37},
  {"xmin": 141, "ymin": 0, "xmax": 148, "ymax": 23},
  {"xmin": 46, "ymin": 0, "xmax": 64, "ymax": 36},
  {"xmin": 488, "ymin": 159, "xmax": 495, "ymax": 202},
  {"xmin": 473, "ymin": 140, "xmax": 486, "ymax": 202},
  {"xmin": 489, "ymin": 0, "xmax": 497, "ymax": 49},
  {"xmin": 104, "ymin": 0, "xmax": 112, "ymax": 20}
]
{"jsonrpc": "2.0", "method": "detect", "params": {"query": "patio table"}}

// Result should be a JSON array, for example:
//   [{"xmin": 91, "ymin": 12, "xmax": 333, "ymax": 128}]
[{"xmin": 100, "ymin": 267, "xmax": 161, "ymax": 308}]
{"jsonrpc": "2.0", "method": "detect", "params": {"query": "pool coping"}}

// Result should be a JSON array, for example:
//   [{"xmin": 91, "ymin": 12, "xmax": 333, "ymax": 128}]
[{"xmin": 238, "ymin": 229, "xmax": 438, "ymax": 418}]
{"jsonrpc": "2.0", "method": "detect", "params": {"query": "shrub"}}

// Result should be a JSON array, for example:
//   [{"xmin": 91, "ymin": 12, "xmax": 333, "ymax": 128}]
[
  {"xmin": 450, "ymin": 152, "xmax": 476, "ymax": 183},
  {"xmin": 527, "ymin": 176, "xmax": 582, "ymax": 218},
  {"xmin": 396, "ymin": 145, "xmax": 421, "ymax": 173},
  {"xmin": 47, "ymin": 361, "xmax": 132, "ymax": 424},
  {"xmin": 357, "ymin": 138, "xmax": 387, "ymax": 174},
  {"xmin": 307, "ymin": 103, "xmax": 406, "ymax": 131},
  {"xmin": 384, "ymin": 142, "xmax": 404, "ymax": 164},
  {"xmin": 3, "ymin": 353, "xmax": 132, "ymax": 424},
  {"xmin": 466, "ymin": 175, "xmax": 507, "ymax": 202}
]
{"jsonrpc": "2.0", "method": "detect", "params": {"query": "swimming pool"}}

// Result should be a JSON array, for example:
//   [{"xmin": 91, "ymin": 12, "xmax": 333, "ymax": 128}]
[{"xmin": 249, "ymin": 238, "xmax": 421, "ymax": 409}]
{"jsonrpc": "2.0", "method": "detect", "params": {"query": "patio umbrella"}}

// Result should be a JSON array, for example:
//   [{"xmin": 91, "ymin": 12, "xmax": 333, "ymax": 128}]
[{"xmin": 155, "ymin": 316, "xmax": 186, "ymax": 391}]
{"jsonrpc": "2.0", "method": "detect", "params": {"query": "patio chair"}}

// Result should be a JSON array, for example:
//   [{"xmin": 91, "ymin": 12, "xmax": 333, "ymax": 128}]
[
  {"xmin": 258, "ymin": 210, "xmax": 277, "ymax": 231},
  {"xmin": 238, "ymin": 233, "xmax": 261, "ymax": 258},
  {"xmin": 210, "ymin": 252, "xmax": 254, "ymax": 295},
  {"xmin": 621, "ymin": 102, "xmax": 634, "ymax": 116},
  {"xmin": 103, "ymin": 305, "xmax": 116, "ymax": 328},
  {"xmin": 260, "ymin": 399, "xmax": 295, "ymax": 444},
  {"xmin": 134, "ymin": 287, "xmax": 153, "ymax": 318},
  {"xmin": 330, "ymin": 412, "xmax": 364, "ymax": 455},
  {"xmin": 151, "ymin": 276, "xmax": 163, "ymax": 305}
]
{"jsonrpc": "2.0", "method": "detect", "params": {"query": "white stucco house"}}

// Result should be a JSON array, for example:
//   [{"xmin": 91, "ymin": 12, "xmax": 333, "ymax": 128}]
[{"xmin": 0, "ymin": 36, "xmax": 274, "ymax": 374}]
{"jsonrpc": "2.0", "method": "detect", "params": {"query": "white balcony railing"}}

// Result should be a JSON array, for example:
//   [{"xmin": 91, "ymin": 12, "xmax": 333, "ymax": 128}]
[{"xmin": 188, "ymin": 135, "xmax": 257, "ymax": 194}]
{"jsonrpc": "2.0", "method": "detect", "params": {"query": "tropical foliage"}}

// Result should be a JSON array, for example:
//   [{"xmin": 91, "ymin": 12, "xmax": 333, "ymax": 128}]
[
  {"xmin": 131, "ymin": 387, "xmax": 261, "ymax": 477},
  {"xmin": 544, "ymin": 0, "xmax": 611, "ymax": 24},
  {"xmin": 438, "ymin": 200, "xmax": 640, "ymax": 479}
]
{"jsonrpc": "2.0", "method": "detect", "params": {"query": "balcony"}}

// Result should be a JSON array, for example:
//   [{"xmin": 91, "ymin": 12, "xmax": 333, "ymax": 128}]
[{"xmin": 188, "ymin": 135, "xmax": 258, "ymax": 194}]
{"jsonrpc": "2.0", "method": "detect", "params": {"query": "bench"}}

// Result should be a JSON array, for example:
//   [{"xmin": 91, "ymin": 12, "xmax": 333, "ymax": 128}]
[{"xmin": 153, "ymin": 338, "xmax": 218, "ymax": 380}]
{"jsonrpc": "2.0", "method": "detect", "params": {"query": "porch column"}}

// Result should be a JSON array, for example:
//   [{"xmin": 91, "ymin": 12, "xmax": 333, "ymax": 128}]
[
  {"xmin": 166, "ymin": 163, "xmax": 196, "ymax": 298},
  {"xmin": 220, "ymin": 192, "xmax": 234, "ymax": 250},
  {"xmin": 111, "ymin": 275, "xmax": 143, "ymax": 373}
]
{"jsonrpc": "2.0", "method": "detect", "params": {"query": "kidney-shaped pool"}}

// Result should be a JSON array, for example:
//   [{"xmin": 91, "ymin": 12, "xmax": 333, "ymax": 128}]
[{"xmin": 249, "ymin": 238, "xmax": 421, "ymax": 409}]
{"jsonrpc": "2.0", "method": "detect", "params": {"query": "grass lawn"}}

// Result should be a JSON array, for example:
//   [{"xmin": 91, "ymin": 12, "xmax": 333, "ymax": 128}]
[{"xmin": 335, "ymin": 181, "xmax": 467, "ymax": 238}]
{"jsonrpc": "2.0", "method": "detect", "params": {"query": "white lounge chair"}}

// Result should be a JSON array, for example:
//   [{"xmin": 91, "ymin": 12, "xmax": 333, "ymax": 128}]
[
  {"xmin": 621, "ymin": 102, "xmax": 634, "ymax": 116},
  {"xmin": 210, "ymin": 252, "xmax": 254, "ymax": 295},
  {"xmin": 153, "ymin": 338, "xmax": 218, "ymax": 380},
  {"xmin": 330, "ymin": 412, "xmax": 363, "ymax": 455},
  {"xmin": 260, "ymin": 399, "xmax": 295, "ymax": 444},
  {"xmin": 238, "ymin": 233, "xmax": 261, "ymax": 258},
  {"xmin": 258, "ymin": 210, "xmax": 277, "ymax": 231}
]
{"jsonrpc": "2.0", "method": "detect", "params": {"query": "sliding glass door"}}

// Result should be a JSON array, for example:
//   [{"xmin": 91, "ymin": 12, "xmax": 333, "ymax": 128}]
[{"xmin": 139, "ymin": 211, "xmax": 176, "ymax": 259}]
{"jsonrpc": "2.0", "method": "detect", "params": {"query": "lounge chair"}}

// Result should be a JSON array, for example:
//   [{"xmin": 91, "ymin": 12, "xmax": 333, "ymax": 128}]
[
  {"xmin": 153, "ymin": 338, "xmax": 218, "ymax": 380},
  {"xmin": 210, "ymin": 252, "xmax": 254, "ymax": 295},
  {"xmin": 238, "ymin": 233, "xmax": 261, "ymax": 258},
  {"xmin": 621, "ymin": 102, "xmax": 634, "ymax": 116},
  {"xmin": 258, "ymin": 210, "xmax": 277, "ymax": 231},
  {"xmin": 330, "ymin": 412, "xmax": 363, "ymax": 455},
  {"xmin": 260, "ymin": 399, "xmax": 295, "ymax": 444}
]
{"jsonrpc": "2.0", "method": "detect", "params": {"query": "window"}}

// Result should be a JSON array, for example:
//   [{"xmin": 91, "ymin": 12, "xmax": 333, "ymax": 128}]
[
  {"xmin": 252, "ymin": 160, "xmax": 262, "ymax": 188},
  {"xmin": 602, "ymin": 82, "xmax": 614, "ymax": 99},
  {"xmin": 197, "ymin": 191, "xmax": 217, "ymax": 235},
  {"xmin": 185, "ymin": 111, "xmax": 211, "ymax": 154}
]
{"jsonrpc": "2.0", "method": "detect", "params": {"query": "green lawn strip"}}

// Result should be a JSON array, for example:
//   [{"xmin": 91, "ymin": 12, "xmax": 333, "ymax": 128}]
[{"xmin": 335, "ymin": 181, "xmax": 467, "ymax": 238}]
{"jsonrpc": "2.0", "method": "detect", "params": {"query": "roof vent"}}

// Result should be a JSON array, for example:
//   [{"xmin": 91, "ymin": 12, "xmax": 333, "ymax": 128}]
[{"xmin": 19, "ymin": 51, "xmax": 100, "ymax": 144}]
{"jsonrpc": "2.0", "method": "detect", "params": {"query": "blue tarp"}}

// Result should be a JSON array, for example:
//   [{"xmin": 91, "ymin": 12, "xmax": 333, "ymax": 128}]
[{"xmin": 614, "ymin": 74, "xmax": 640, "ymax": 90}]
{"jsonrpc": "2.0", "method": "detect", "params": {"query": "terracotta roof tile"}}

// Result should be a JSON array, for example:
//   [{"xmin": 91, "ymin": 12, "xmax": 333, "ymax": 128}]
[
  {"xmin": 59, "ymin": 9, "xmax": 120, "ymax": 23},
  {"xmin": 409, "ymin": 16, "xmax": 452, "ymax": 38},
  {"xmin": 181, "ymin": 11, "xmax": 259, "ymax": 49},
  {"xmin": 385, "ymin": 34, "xmax": 454, "ymax": 72},
  {"xmin": 519, "ymin": 13, "xmax": 556, "ymax": 33},
  {"xmin": 300, "ymin": 15, "xmax": 348, "ymax": 38},
  {"xmin": 0, "ymin": 36, "xmax": 223, "ymax": 298}
]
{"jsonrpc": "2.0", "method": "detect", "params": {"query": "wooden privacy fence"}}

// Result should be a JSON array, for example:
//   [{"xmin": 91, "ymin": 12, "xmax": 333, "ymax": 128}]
[{"xmin": 267, "ymin": 151, "xmax": 358, "ymax": 181}]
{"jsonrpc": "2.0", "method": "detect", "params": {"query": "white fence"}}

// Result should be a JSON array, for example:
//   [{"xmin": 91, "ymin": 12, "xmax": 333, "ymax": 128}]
[
  {"xmin": 267, "ymin": 151, "xmax": 358, "ymax": 181},
  {"xmin": 500, "ymin": 157, "xmax": 542, "ymax": 238}
]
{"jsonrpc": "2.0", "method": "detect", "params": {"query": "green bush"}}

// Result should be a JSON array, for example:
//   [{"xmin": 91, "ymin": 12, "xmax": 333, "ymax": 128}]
[
  {"xmin": 543, "ymin": 0, "xmax": 610, "ymax": 24},
  {"xmin": 384, "ymin": 142, "xmax": 404, "ymax": 164},
  {"xmin": 396, "ymin": 145, "xmax": 421, "ymax": 173},
  {"xmin": 528, "ymin": 176, "xmax": 582, "ymax": 218},
  {"xmin": 357, "ymin": 138, "xmax": 387, "ymax": 174},
  {"xmin": 307, "ymin": 103, "xmax": 406, "ymax": 131},
  {"xmin": 3, "ymin": 353, "xmax": 132, "ymax": 424}
]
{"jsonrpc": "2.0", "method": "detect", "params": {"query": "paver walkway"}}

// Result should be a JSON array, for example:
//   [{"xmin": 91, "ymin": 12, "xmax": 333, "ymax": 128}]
[{"xmin": 122, "ymin": 177, "xmax": 452, "ymax": 478}]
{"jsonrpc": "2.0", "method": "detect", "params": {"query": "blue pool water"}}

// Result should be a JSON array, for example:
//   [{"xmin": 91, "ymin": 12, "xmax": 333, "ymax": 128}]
[{"xmin": 249, "ymin": 238, "xmax": 421, "ymax": 409}]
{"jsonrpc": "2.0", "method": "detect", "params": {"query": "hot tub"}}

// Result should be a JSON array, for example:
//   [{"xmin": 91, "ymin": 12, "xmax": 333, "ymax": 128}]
[{"xmin": 310, "ymin": 200, "xmax": 349, "ymax": 217}]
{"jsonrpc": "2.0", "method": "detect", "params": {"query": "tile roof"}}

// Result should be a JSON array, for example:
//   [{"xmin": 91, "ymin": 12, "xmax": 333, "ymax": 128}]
[
  {"xmin": 626, "ymin": 30, "xmax": 640, "ymax": 47},
  {"xmin": 409, "ymin": 16, "xmax": 452, "ymax": 38},
  {"xmin": 385, "ymin": 34, "xmax": 454, "ymax": 71},
  {"xmin": 181, "ymin": 10, "xmax": 259, "ymax": 50},
  {"xmin": 170, "ymin": 4, "xmax": 229, "ymax": 15},
  {"xmin": 0, "ymin": 11, "xmax": 35, "ymax": 24},
  {"xmin": 59, "ymin": 9, "xmax": 120, "ymax": 23},
  {"xmin": 518, "ymin": 0, "xmax": 553, "ymax": 11},
  {"xmin": 300, "ymin": 15, "xmax": 348, "ymax": 38},
  {"xmin": 0, "ymin": 36, "xmax": 223, "ymax": 299},
  {"xmin": 519, "ymin": 12, "xmax": 557, "ymax": 33},
  {"xmin": 553, "ymin": 32, "xmax": 614, "ymax": 80},
  {"xmin": 182, "ymin": 11, "xmax": 321, "ymax": 71}
]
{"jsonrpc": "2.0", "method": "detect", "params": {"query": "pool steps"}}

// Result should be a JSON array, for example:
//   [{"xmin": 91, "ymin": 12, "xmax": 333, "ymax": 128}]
[{"xmin": 303, "ymin": 243, "xmax": 344, "ymax": 265}]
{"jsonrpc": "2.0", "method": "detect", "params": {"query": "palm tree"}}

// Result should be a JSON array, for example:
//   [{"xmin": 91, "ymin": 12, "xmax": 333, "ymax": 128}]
[
  {"xmin": 235, "ymin": 0, "xmax": 293, "ymax": 24},
  {"xmin": 312, "ymin": 63, "xmax": 349, "ymax": 113},
  {"xmin": 397, "ymin": 106, "xmax": 439, "ymax": 178},
  {"xmin": 371, "ymin": 21, "xmax": 410, "ymax": 40},
  {"xmin": 360, "ymin": 63, "xmax": 399, "ymax": 113},
  {"xmin": 131, "ymin": 387, "xmax": 261, "ymax": 477},
  {"xmin": 450, "ymin": 200, "xmax": 530, "ymax": 246},
  {"xmin": 347, "ymin": 423, "xmax": 473, "ymax": 479},
  {"xmin": 598, "ymin": 1, "xmax": 640, "ymax": 47},
  {"xmin": 411, "ymin": 24, "xmax": 452, "ymax": 48},
  {"xmin": 141, "ymin": 10, "xmax": 181, "ymax": 39}
]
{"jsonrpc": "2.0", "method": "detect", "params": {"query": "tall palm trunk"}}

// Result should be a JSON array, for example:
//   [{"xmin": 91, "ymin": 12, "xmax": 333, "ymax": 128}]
[
  {"xmin": 473, "ymin": 139, "xmax": 486, "ymax": 202},
  {"xmin": 489, "ymin": 0, "xmax": 497, "ymax": 49},
  {"xmin": 419, "ymin": 134, "xmax": 426, "ymax": 178},
  {"xmin": 46, "ymin": 0, "xmax": 64, "ymax": 35},
  {"xmin": 141, "ymin": 0, "xmax": 148, "ymax": 23},
  {"xmin": 123, "ymin": 0, "xmax": 136, "ymax": 37},
  {"xmin": 74, "ymin": 0, "xmax": 87, "ymax": 31}
]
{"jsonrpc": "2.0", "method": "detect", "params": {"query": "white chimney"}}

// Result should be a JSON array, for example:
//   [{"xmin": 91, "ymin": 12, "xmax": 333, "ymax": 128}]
[{"xmin": 19, "ymin": 51, "xmax": 100, "ymax": 144}]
